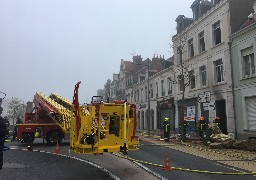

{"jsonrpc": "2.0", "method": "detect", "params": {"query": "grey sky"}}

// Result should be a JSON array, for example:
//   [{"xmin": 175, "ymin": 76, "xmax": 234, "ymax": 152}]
[{"xmin": 0, "ymin": 0, "xmax": 193, "ymax": 103}]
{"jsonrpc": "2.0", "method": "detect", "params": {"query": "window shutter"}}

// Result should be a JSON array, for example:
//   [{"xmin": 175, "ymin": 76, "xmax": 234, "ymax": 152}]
[
  {"xmin": 242, "ymin": 47, "xmax": 253, "ymax": 56},
  {"xmin": 245, "ymin": 96, "xmax": 256, "ymax": 130}
]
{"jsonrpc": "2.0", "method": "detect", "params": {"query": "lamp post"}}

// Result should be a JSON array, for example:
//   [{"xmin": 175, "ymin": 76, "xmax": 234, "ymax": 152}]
[{"xmin": 147, "ymin": 59, "xmax": 150, "ymax": 135}]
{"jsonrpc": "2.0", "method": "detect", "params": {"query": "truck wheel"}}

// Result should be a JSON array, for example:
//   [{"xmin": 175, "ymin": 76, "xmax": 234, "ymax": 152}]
[
  {"xmin": 22, "ymin": 132, "xmax": 35, "ymax": 143},
  {"xmin": 46, "ymin": 131, "xmax": 63, "ymax": 145}
]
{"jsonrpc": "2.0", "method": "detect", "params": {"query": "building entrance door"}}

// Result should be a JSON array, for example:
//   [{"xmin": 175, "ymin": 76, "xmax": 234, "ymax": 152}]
[{"xmin": 215, "ymin": 99, "xmax": 227, "ymax": 134}]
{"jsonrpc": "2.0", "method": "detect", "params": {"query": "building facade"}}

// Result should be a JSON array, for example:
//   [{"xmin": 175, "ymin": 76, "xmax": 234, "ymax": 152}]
[
  {"xmin": 230, "ymin": 2, "xmax": 256, "ymax": 139},
  {"xmin": 126, "ymin": 56, "xmax": 173, "ymax": 131},
  {"xmin": 98, "ymin": 0, "xmax": 255, "ymax": 139},
  {"xmin": 172, "ymin": 0, "xmax": 254, "ymax": 136}
]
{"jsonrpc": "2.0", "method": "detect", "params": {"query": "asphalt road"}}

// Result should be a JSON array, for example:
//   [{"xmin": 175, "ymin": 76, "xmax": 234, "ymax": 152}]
[
  {"xmin": 2, "ymin": 138, "xmax": 256, "ymax": 180},
  {"xmin": 127, "ymin": 141, "xmax": 256, "ymax": 180},
  {"xmin": 1, "ymin": 149, "xmax": 114, "ymax": 180},
  {"xmin": 1, "ymin": 139, "xmax": 157, "ymax": 180}
]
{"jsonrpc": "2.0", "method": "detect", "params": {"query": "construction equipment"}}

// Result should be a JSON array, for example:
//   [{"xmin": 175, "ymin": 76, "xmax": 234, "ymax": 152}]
[
  {"xmin": 70, "ymin": 82, "xmax": 138, "ymax": 154},
  {"xmin": 16, "ymin": 81, "xmax": 139, "ymax": 154},
  {"xmin": 16, "ymin": 92, "xmax": 72, "ymax": 145}
]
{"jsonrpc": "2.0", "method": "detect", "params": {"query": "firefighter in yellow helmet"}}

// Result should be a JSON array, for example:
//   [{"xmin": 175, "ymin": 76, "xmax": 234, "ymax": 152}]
[{"xmin": 163, "ymin": 117, "xmax": 170, "ymax": 142}]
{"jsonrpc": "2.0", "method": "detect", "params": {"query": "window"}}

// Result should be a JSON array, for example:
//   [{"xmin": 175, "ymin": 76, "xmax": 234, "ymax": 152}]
[
  {"xmin": 199, "ymin": 31, "xmax": 205, "ymax": 53},
  {"xmin": 178, "ymin": 75, "xmax": 184, "ymax": 92},
  {"xmin": 150, "ymin": 84, "xmax": 153, "ymax": 98},
  {"xmin": 141, "ymin": 88, "xmax": 144, "ymax": 103},
  {"xmin": 215, "ymin": 59, "xmax": 224, "ymax": 83},
  {"xmin": 145, "ymin": 86, "xmax": 148, "ymax": 101},
  {"xmin": 161, "ymin": 80, "xmax": 165, "ymax": 96},
  {"xmin": 199, "ymin": 65, "xmax": 207, "ymax": 87},
  {"xmin": 213, "ymin": 21, "xmax": 221, "ymax": 46},
  {"xmin": 167, "ymin": 78, "xmax": 172, "ymax": 94},
  {"xmin": 188, "ymin": 38, "xmax": 194, "ymax": 58},
  {"xmin": 245, "ymin": 96, "xmax": 256, "ymax": 130},
  {"xmin": 177, "ymin": 46, "xmax": 182, "ymax": 65},
  {"xmin": 137, "ymin": 90, "xmax": 139, "ymax": 103},
  {"xmin": 242, "ymin": 47, "xmax": 255, "ymax": 77},
  {"xmin": 189, "ymin": 70, "xmax": 195, "ymax": 89},
  {"xmin": 156, "ymin": 82, "xmax": 158, "ymax": 97}
]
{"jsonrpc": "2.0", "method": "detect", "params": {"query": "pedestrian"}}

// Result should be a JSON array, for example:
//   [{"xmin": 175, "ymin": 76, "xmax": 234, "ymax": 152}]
[
  {"xmin": 163, "ymin": 117, "xmax": 170, "ymax": 142},
  {"xmin": 0, "ymin": 116, "xmax": 7, "ymax": 170}
]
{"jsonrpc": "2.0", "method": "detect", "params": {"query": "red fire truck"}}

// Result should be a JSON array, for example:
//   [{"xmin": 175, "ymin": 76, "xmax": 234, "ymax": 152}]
[{"xmin": 16, "ymin": 92, "xmax": 72, "ymax": 145}]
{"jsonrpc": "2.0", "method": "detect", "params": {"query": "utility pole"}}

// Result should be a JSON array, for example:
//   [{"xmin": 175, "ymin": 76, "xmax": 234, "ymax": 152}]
[{"xmin": 147, "ymin": 59, "xmax": 150, "ymax": 135}]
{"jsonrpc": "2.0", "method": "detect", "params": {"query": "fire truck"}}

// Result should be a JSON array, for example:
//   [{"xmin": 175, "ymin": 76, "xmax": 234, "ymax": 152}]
[
  {"xmin": 17, "ymin": 82, "xmax": 139, "ymax": 154},
  {"xmin": 16, "ymin": 92, "xmax": 73, "ymax": 145}
]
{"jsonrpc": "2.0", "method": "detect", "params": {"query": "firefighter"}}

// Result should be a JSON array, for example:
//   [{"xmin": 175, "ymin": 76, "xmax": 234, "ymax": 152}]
[
  {"xmin": 13, "ymin": 117, "xmax": 23, "ymax": 141},
  {"xmin": 214, "ymin": 116, "xmax": 221, "ymax": 127},
  {"xmin": 0, "ymin": 116, "xmax": 7, "ymax": 170},
  {"xmin": 163, "ymin": 117, "xmax": 170, "ymax": 142},
  {"xmin": 198, "ymin": 116, "xmax": 207, "ymax": 138},
  {"xmin": 199, "ymin": 116, "xmax": 208, "ymax": 130}
]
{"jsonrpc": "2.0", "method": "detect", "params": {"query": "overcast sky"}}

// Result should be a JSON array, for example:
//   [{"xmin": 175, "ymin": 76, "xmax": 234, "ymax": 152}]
[{"xmin": 0, "ymin": 0, "xmax": 193, "ymax": 103}]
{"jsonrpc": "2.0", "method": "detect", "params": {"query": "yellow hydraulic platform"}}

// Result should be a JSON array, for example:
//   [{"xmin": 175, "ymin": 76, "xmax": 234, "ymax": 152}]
[{"xmin": 70, "ymin": 82, "xmax": 139, "ymax": 154}]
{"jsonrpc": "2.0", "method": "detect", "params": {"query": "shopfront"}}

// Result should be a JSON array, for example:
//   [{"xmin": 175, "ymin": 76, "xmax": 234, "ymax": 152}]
[
  {"xmin": 157, "ymin": 98, "xmax": 175, "ymax": 131},
  {"xmin": 177, "ymin": 98, "xmax": 198, "ymax": 133}
]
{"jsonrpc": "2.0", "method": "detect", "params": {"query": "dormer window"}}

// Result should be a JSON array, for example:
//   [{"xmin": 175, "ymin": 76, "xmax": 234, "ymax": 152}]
[
  {"xmin": 177, "ymin": 21, "xmax": 183, "ymax": 33},
  {"xmin": 212, "ymin": 0, "xmax": 221, "ymax": 5},
  {"xmin": 193, "ymin": 5, "xmax": 200, "ymax": 20},
  {"xmin": 176, "ymin": 15, "xmax": 185, "ymax": 34}
]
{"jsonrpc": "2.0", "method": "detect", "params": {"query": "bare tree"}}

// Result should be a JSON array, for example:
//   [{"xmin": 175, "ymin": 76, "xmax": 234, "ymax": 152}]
[
  {"xmin": 172, "ymin": 32, "xmax": 191, "ymax": 141},
  {"xmin": 7, "ymin": 97, "xmax": 26, "ymax": 125}
]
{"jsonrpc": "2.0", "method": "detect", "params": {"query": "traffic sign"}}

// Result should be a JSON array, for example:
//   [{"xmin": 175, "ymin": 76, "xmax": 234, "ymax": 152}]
[
  {"xmin": 205, "ymin": 91, "xmax": 211, "ymax": 97},
  {"xmin": 198, "ymin": 92, "xmax": 211, "ymax": 103}
]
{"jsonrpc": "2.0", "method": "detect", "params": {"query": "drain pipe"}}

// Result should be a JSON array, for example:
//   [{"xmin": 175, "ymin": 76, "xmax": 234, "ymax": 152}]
[{"xmin": 228, "ymin": 39, "xmax": 237, "ymax": 139}]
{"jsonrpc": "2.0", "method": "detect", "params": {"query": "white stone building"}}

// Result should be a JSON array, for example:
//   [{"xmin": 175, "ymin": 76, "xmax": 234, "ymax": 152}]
[{"xmin": 172, "ymin": 0, "xmax": 254, "ymax": 135}]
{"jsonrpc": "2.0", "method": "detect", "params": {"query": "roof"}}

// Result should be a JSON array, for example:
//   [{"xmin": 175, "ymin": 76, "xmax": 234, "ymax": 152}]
[
  {"xmin": 240, "ymin": 15, "xmax": 256, "ymax": 29},
  {"xmin": 124, "ymin": 61, "xmax": 134, "ymax": 75}
]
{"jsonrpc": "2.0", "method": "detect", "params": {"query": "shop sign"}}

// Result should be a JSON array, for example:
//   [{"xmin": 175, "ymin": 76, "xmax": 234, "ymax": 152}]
[
  {"xmin": 159, "ymin": 99, "xmax": 172, "ymax": 108},
  {"xmin": 186, "ymin": 106, "xmax": 196, "ymax": 121}
]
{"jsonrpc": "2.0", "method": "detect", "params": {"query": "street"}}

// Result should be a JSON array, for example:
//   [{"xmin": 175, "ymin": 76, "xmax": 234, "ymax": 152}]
[
  {"xmin": 2, "ymin": 149, "xmax": 114, "ymax": 180},
  {"xmin": 127, "ymin": 140, "xmax": 256, "ymax": 180},
  {"xmin": 1, "ymin": 137, "xmax": 256, "ymax": 180}
]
